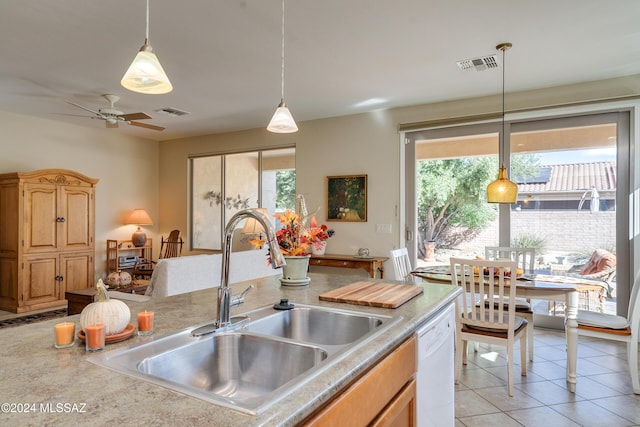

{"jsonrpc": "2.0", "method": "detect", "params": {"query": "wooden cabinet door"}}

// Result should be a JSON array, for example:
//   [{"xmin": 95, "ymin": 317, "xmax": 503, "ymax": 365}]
[
  {"xmin": 22, "ymin": 254, "xmax": 60, "ymax": 307},
  {"xmin": 23, "ymin": 183, "xmax": 58, "ymax": 253},
  {"xmin": 371, "ymin": 379, "xmax": 417, "ymax": 427},
  {"xmin": 60, "ymin": 252, "xmax": 93, "ymax": 292},
  {"xmin": 58, "ymin": 186, "xmax": 94, "ymax": 252},
  {"xmin": 0, "ymin": 183, "xmax": 19, "ymax": 256},
  {"xmin": 0, "ymin": 258, "xmax": 18, "ymax": 311},
  {"xmin": 304, "ymin": 337, "xmax": 416, "ymax": 426}
]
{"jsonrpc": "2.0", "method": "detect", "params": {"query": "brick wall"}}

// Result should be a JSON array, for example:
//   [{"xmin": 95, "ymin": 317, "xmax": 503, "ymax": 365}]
[{"xmin": 456, "ymin": 211, "xmax": 616, "ymax": 257}]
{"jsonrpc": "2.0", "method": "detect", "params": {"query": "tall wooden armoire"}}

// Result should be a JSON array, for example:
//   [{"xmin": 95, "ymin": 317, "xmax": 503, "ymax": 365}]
[{"xmin": 0, "ymin": 169, "xmax": 98, "ymax": 313}]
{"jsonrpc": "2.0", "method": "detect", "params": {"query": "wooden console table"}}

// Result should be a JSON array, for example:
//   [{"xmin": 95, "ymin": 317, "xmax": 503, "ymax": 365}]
[
  {"xmin": 309, "ymin": 254, "xmax": 388, "ymax": 278},
  {"xmin": 65, "ymin": 284, "xmax": 148, "ymax": 315}
]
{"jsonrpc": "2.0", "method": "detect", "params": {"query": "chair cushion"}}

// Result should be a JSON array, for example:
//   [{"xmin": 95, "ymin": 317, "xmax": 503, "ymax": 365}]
[
  {"xmin": 579, "ymin": 249, "xmax": 616, "ymax": 275},
  {"xmin": 577, "ymin": 310, "xmax": 629, "ymax": 329},
  {"xmin": 462, "ymin": 311, "xmax": 528, "ymax": 333}
]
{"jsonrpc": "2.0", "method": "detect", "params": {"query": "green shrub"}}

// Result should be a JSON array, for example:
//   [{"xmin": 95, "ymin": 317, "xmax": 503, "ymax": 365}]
[{"xmin": 511, "ymin": 234, "xmax": 547, "ymax": 253}]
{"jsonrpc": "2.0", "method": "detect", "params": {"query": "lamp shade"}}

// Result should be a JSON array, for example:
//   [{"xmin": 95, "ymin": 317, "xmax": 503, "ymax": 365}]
[
  {"xmin": 486, "ymin": 167, "xmax": 518, "ymax": 204},
  {"xmin": 267, "ymin": 99, "xmax": 298, "ymax": 133},
  {"xmin": 125, "ymin": 209, "xmax": 153, "ymax": 226},
  {"xmin": 125, "ymin": 208, "xmax": 152, "ymax": 248},
  {"xmin": 241, "ymin": 208, "xmax": 270, "ymax": 234},
  {"xmin": 121, "ymin": 43, "xmax": 173, "ymax": 95}
]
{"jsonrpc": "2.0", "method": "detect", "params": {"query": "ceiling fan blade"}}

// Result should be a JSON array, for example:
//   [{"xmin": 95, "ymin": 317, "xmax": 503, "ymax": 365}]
[
  {"xmin": 119, "ymin": 112, "xmax": 151, "ymax": 121},
  {"xmin": 66, "ymin": 100, "xmax": 101, "ymax": 116},
  {"xmin": 128, "ymin": 121, "xmax": 165, "ymax": 131},
  {"xmin": 52, "ymin": 113, "xmax": 95, "ymax": 118},
  {"xmin": 106, "ymin": 121, "xmax": 119, "ymax": 129}
]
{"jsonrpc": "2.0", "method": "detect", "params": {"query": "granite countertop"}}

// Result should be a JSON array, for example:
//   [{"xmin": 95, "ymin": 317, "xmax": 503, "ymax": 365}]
[{"xmin": 0, "ymin": 273, "xmax": 459, "ymax": 427}]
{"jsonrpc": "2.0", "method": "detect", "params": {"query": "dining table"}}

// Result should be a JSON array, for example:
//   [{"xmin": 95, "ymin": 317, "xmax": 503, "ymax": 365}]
[{"xmin": 413, "ymin": 266, "xmax": 609, "ymax": 393}]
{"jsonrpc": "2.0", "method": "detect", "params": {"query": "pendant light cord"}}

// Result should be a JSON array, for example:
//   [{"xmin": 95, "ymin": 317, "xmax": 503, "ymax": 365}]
[
  {"xmin": 145, "ymin": 0, "xmax": 150, "ymax": 42},
  {"xmin": 496, "ymin": 43, "xmax": 511, "ymax": 166},
  {"xmin": 501, "ymin": 45, "xmax": 505, "ymax": 164},
  {"xmin": 280, "ymin": 0, "xmax": 286, "ymax": 100}
]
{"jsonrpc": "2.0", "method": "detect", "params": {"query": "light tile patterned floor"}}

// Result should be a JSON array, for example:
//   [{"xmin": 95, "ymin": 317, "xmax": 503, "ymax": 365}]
[{"xmin": 455, "ymin": 328, "xmax": 640, "ymax": 427}]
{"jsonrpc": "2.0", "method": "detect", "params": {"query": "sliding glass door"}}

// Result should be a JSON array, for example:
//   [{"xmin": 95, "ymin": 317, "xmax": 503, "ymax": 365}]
[
  {"xmin": 404, "ymin": 110, "xmax": 630, "ymax": 317},
  {"xmin": 190, "ymin": 147, "xmax": 295, "ymax": 251}
]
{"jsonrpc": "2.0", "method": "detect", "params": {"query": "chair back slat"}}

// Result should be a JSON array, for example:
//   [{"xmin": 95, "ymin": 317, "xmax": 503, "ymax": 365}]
[
  {"xmin": 451, "ymin": 257, "xmax": 518, "ymax": 333},
  {"xmin": 390, "ymin": 248, "xmax": 413, "ymax": 281},
  {"xmin": 160, "ymin": 229, "xmax": 183, "ymax": 259},
  {"xmin": 485, "ymin": 246, "xmax": 535, "ymax": 274}
]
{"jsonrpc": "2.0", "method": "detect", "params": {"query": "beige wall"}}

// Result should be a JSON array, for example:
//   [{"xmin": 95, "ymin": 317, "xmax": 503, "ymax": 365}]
[
  {"xmin": 0, "ymin": 110, "xmax": 159, "ymax": 279},
  {"xmin": 159, "ymin": 75, "xmax": 640, "ymax": 274},
  {"xmin": 160, "ymin": 111, "xmax": 400, "ymax": 263},
  {"xmin": 1, "ymin": 74, "xmax": 639, "ymax": 281}
]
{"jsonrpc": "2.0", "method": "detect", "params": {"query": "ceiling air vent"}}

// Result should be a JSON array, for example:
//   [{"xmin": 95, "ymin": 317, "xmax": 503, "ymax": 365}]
[
  {"xmin": 456, "ymin": 54, "xmax": 498, "ymax": 72},
  {"xmin": 155, "ymin": 107, "xmax": 190, "ymax": 117}
]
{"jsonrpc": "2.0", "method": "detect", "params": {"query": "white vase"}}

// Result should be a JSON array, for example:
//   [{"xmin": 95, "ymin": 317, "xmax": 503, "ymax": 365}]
[
  {"xmin": 311, "ymin": 241, "xmax": 327, "ymax": 256},
  {"xmin": 281, "ymin": 255, "xmax": 311, "ymax": 286}
]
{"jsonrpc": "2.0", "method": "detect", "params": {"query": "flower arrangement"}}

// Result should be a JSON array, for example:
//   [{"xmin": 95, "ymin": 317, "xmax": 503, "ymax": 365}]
[
  {"xmin": 308, "ymin": 216, "xmax": 335, "ymax": 252},
  {"xmin": 249, "ymin": 209, "xmax": 334, "ymax": 256}
]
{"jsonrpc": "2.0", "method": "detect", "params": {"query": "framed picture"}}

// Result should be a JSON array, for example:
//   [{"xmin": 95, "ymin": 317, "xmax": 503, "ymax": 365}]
[{"xmin": 326, "ymin": 174, "xmax": 367, "ymax": 222}]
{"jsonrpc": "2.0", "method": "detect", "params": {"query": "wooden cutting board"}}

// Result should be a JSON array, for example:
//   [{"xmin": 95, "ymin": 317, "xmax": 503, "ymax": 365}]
[{"xmin": 318, "ymin": 281, "xmax": 423, "ymax": 309}]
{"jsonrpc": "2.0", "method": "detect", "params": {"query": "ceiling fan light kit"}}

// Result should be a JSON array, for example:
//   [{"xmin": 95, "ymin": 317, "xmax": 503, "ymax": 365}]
[{"xmin": 121, "ymin": 0, "xmax": 172, "ymax": 95}]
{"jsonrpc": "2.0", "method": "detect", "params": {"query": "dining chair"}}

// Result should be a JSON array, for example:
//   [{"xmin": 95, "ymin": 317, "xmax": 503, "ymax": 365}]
[
  {"xmin": 133, "ymin": 229, "xmax": 183, "ymax": 280},
  {"xmin": 576, "ymin": 272, "xmax": 640, "ymax": 394},
  {"xmin": 485, "ymin": 246, "xmax": 536, "ymax": 361},
  {"xmin": 485, "ymin": 247, "xmax": 535, "ymax": 274},
  {"xmin": 451, "ymin": 257, "xmax": 528, "ymax": 396},
  {"xmin": 390, "ymin": 248, "xmax": 420, "ymax": 282}
]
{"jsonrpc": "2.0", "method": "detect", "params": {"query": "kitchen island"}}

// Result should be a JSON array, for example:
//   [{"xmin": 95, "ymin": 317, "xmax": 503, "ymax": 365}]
[{"xmin": 0, "ymin": 273, "xmax": 459, "ymax": 426}]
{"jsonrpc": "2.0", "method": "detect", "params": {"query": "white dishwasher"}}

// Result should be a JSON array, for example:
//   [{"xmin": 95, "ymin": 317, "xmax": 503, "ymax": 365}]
[{"xmin": 415, "ymin": 302, "xmax": 455, "ymax": 427}]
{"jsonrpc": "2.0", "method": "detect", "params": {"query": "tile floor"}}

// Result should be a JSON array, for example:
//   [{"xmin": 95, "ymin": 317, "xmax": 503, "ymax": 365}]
[{"xmin": 455, "ymin": 327, "xmax": 640, "ymax": 426}]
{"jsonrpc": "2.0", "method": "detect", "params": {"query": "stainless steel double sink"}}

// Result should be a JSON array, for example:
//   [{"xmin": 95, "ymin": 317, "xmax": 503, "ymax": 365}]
[{"xmin": 88, "ymin": 302, "xmax": 400, "ymax": 414}]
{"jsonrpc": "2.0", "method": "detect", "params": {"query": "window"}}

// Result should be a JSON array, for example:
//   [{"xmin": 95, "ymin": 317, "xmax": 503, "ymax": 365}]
[{"xmin": 190, "ymin": 147, "xmax": 295, "ymax": 251}]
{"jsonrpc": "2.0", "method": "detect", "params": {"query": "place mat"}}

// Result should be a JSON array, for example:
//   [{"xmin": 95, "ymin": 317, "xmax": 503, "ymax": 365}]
[{"xmin": 319, "ymin": 281, "xmax": 423, "ymax": 308}]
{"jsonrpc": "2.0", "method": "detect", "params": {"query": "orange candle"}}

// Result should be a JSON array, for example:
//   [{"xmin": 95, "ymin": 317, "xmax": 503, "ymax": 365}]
[
  {"xmin": 85, "ymin": 323, "xmax": 105, "ymax": 351},
  {"xmin": 137, "ymin": 311, "xmax": 154, "ymax": 335},
  {"xmin": 54, "ymin": 322, "xmax": 75, "ymax": 348}
]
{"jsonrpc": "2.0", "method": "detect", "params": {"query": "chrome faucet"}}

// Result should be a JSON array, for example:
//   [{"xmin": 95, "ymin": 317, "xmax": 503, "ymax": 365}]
[{"xmin": 215, "ymin": 208, "xmax": 286, "ymax": 328}]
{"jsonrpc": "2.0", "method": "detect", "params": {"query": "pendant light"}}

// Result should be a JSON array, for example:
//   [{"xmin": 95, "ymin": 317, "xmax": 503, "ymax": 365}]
[
  {"xmin": 121, "ymin": 0, "xmax": 173, "ymax": 94},
  {"xmin": 486, "ymin": 42, "xmax": 518, "ymax": 204},
  {"xmin": 267, "ymin": 0, "xmax": 298, "ymax": 133}
]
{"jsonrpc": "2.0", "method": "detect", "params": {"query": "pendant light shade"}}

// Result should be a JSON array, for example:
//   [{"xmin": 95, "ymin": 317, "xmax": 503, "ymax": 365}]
[
  {"xmin": 267, "ymin": 99, "xmax": 298, "ymax": 133},
  {"xmin": 267, "ymin": 0, "xmax": 298, "ymax": 133},
  {"xmin": 486, "ymin": 166, "xmax": 519, "ymax": 203},
  {"xmin": 121, "ymin": 0, "xmax": 172, "ymax": 94},
  {"xmin": 486, "ymin": 42, "xmax": 518, "ymax": 204}
]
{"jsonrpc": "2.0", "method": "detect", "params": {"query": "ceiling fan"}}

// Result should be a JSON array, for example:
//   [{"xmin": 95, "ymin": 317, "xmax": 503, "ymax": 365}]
[{"xmin": 66, "ymin": 94, "xmax": 165, "ymax": 131}]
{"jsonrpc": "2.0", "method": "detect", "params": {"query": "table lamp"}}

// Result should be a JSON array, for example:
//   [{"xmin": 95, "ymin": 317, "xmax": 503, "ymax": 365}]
[
  {"xmin": 241, "ymin": 208, "xmax": 270, "ymax": 248},
  {"xmin": 125, "ymin": 209, "xmax": 153, "ymax": 247}
]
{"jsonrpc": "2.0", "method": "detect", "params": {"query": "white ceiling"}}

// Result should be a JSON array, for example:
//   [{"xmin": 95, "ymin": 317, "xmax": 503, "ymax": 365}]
[{"xmin": 1, "ymin": 1, "xmax": 639, "ymax": 141}]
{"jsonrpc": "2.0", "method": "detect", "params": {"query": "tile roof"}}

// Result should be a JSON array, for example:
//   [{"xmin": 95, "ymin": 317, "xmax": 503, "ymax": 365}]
[{"xmin": 516, "ymin": 162, "xmax": 616, "ymax": 193}]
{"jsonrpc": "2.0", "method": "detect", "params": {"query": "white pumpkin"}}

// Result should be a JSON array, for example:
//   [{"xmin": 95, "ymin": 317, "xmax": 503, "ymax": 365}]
[
  {"xmin": 106, "ymin": 270, "xmax": 132, "ymax": 287},
  {"xmin": 80, "ymin": 279, "xmax": 131, "ymax": 335}
]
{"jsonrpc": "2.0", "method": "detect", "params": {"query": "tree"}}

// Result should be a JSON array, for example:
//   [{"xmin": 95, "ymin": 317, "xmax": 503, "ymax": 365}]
[
  {"xmin": 417, "ymin": 154, "xmax": 541, "ymax": 253},
  {"xmin": 417, "ymin": 158, "xmax": 496, "ymax": 249},
  {"xmin": 276, "ymin": 169, "xmax": 296, "ymax": 211}
]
